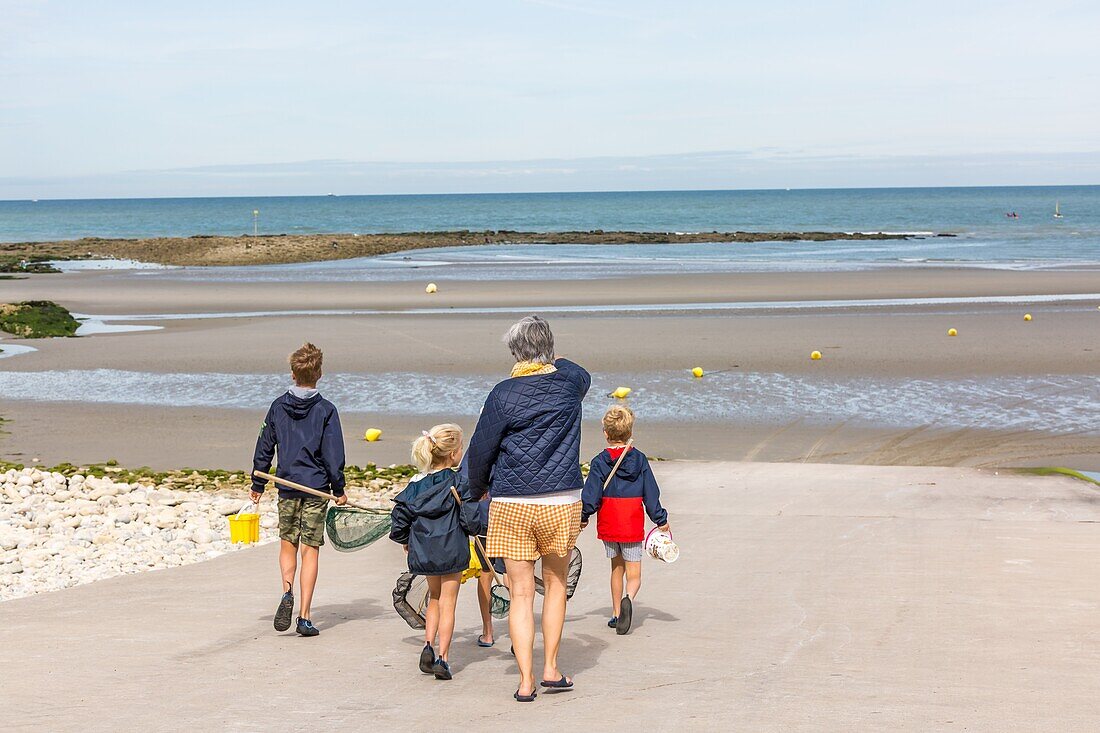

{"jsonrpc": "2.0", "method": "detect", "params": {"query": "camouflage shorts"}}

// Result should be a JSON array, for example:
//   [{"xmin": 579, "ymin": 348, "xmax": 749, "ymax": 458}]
[{"xmin": 278, "ymin": 498, "xmax": 328, "ymax": 547}]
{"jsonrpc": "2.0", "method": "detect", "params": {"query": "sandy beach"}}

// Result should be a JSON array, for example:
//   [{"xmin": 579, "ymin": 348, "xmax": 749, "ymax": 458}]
[{"xmin": 2, "ymin": 264, "xmax": 1098, "ymax": 470}]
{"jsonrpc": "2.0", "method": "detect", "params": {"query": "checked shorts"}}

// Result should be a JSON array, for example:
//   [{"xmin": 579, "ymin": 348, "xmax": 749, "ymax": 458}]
[{"xmin": 486, "ymin": 500, "xmax": 582, "ymax": 561}]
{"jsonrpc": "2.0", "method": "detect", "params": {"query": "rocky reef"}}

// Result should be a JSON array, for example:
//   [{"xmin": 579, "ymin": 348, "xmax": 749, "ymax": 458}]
[{"xmin": 0, "ymin": 301, "xmax": 80, "ymax": 338}]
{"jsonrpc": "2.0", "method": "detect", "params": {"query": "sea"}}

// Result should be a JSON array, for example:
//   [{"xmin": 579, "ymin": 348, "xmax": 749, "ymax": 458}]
[
  {"xmin": 2, "ymin": 186, "xmax": 1099, "ymax": 278},
  {"xmin": 2, "ymin": 186, "xmax": 1098, "ymax": 437}
]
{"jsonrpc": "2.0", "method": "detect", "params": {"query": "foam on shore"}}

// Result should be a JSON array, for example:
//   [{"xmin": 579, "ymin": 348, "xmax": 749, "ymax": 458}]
[{"xmin": 0, "ymin": 368, "xmax": 1096, "ymax": 435}]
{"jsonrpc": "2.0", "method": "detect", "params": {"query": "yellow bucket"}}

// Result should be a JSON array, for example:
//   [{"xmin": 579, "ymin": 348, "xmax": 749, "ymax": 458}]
[
  {"xmin": 228, "ymin": 512, "xmax": 260, "ymax": 544},
  {"xmin": 460, "ymin": 539, "xmax": 482, "ymax": 584}
]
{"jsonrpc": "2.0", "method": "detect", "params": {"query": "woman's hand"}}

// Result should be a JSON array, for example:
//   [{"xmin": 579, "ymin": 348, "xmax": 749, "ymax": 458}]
[
  {"xmin": 658, "ymin": 523, "xmax": 670, "ymax": 533},
  {"xmin": 249, "ymin": 490, "xmax": 262, "ymax": 504},
  {"xmin": 335, "ymin": 494, "xmax": 348, "ymax": 506}
]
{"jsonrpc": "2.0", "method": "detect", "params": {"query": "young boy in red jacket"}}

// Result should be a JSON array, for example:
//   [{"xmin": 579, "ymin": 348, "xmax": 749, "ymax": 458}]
[{"xmin": 581, "ymin": 405, "xmax": 670, "ymax": 635}]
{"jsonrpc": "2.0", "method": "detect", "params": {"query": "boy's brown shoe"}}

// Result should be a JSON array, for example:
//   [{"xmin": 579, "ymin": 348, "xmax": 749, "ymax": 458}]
[{"xmin": 274, "ymin": 591, "xmax": 294, "ymax": 632}]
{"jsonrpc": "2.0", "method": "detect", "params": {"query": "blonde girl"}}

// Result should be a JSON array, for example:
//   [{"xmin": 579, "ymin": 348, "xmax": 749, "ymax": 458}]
[{"xmin": 389, "ymin": 424, "xmax": 473, "ymax": 680}]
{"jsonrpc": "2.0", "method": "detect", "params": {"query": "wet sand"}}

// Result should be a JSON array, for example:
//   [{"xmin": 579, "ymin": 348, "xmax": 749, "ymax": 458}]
[{"xmin": 1, "ymin": 266, "xmax": 1098, "ymax": 470}]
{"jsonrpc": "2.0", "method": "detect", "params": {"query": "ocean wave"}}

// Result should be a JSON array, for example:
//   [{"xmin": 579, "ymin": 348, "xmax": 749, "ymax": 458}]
[{"xmin": 0, "ymin": 369, "xmax": 1095, "ymax": 434}]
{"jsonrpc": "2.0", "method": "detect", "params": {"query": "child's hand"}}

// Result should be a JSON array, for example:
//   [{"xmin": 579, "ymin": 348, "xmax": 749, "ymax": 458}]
[
  {"xmin": 249, "ymin": 490, "xmax": 262, "ymax": 504},
  {"xmin": 658, "ymin": 523, "xmax": 670, "ymax": 533},
  {"xmin": 580, "ymin": 520, "xmax": 589, "ymax": 530},
  {"xmin": 335, "ymin": 494, "xmax": 348, "ymax": 506},
  {"xmin": 403, "ymin": 545, "xmax": 409, "ymax": 554}
]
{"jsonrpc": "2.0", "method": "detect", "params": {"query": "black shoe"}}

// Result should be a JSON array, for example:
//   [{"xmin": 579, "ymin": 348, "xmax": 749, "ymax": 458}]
[
  {"xmin": 296, "ymin": 617, "xmax": 319, "ymax": 637},
  {"xmin": 433, "ymin": 658, "xmax": 453, "ymax": 680},
  {"xmin": 616, "ymin": 596, "xmax": 632, "ymax": 635},
  {"xmin": 419, "ymin": 643, "xmax": 436, "ymax": 674},
  {"xmin": 274, "ymin": 591, "xmax": 294, "ymax": 632},
  {"xmin": 607, "ymin": 616, "xmax": 618, "ymax": 629}
]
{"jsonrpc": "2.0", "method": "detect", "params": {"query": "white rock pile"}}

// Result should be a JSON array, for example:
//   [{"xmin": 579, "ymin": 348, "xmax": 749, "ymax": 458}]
[{"xmin": 0, "ymin": 467, "xmax": 278, "ymax": 601}]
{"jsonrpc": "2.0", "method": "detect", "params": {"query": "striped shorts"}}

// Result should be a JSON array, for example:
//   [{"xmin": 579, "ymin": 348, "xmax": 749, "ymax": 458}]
[
  {"xmin": 604, "ymin": 540, "xmax": 644, "ymax": 562},
  {"xmin": 486, "ymin": 501, "xmax": 583, "ymax": 562}
]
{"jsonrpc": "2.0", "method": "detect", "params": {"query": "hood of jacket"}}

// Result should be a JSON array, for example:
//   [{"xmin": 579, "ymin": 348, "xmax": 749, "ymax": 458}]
[
  {"xmin": 393, "ymin": 469, "xmax": 458, "ymax": 520},
  {"xmin": 598, "ymin": 447, "xmax": 645, "ymax": 482},
  {"xmin": 279, "ymin": 391, "xmax": 322, "ymax": 421}
]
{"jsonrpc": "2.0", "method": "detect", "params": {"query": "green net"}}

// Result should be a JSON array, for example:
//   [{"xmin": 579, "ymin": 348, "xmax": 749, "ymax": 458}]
[
  {"xmin": 534, "ymin": 547, "xmax": 583, "ymax": 599},
  {"xmin": 324, "ymin": 506, "xmax": 392, "ymax": 552},
  {"xmin": 490, "ymin": 583, "xmax": 510, "ymax": 619},
  {"xmin": 393, "ymin": 572, "xmax": 430, "ymax": 629}
]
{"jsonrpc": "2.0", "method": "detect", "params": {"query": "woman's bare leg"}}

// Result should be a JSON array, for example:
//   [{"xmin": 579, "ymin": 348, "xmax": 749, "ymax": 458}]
[
  {"xmin": 437, "ymin": 573, "xmax": 461, "ymax": 661},
  {"xmin": 504, "ymin": 559, "xmax": 537, "ymax": 696},
  {"xmin": 540, "ymin": 552, "xmax": 571, "ymax": 684}
]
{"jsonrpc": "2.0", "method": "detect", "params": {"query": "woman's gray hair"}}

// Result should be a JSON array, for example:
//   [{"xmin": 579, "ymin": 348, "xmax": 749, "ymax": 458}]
[{"xmin": 504, "ymin": 315, "xmax": 555, "ymax": 364}]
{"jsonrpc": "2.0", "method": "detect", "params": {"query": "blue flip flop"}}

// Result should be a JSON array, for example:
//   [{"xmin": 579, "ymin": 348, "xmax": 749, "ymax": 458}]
[
  {"xmin": 477, "ymin": 635, "xmax": 495, "ymax": 648},
  {"xmin": 540, "ymin": 676, "xmax": 574, "ymax": 690}
]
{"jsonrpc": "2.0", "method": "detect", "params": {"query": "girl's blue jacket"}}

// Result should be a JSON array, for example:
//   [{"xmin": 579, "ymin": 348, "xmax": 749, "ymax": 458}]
[{"xmin": 390, "ymin": 469, "xmax": 482, "ymax": 576}]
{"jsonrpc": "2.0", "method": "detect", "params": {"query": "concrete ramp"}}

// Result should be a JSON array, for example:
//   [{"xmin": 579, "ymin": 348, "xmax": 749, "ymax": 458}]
[{"xmin": 3, "ymin": 462, "xmax": 1098, "ymax": 732}]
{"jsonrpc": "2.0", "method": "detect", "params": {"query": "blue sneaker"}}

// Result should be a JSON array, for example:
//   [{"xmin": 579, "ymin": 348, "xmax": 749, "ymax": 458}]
[
  {"xmin": 433, "ymin": 657, "xmax": 453, "ymax": 680},
  {"xmin": 296, "ymin": 617, "xmax": 319, "ymax": 637},
  {"xmin": 274, "ymin": 591, "xmax": 294, "ymax": 632},
  {"xmin": 607, "ymin": 616, "xmax": 618, "ymax": 629}
]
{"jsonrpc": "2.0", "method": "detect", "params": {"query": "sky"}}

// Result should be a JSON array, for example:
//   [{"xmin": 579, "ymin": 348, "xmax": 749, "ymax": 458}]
[{"xmin": 1, "ymin": 0, "xmax": 1099, "ymax": 198}]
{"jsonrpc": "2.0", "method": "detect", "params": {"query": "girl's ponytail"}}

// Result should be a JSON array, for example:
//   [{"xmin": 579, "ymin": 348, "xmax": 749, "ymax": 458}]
[
  {"xmin": 410, "ymin": 423, "xmax": 463, "ymax": 473},
  {"xmin": 411, "ymin": 433, "xmax": 435, "ymax": 473}
]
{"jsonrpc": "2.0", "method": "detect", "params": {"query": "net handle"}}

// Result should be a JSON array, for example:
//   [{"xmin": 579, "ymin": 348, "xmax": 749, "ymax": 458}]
[
  {"xmin": 448, "ymin": 486, "xmax": 505, "ymax": 588},
  {"xmin": 602, "ymin": 438, "xmax": 635, "ymax": 491},
  {"xmin": 253, "ymin": 470, "xmax": 375, "ymax": 511}
]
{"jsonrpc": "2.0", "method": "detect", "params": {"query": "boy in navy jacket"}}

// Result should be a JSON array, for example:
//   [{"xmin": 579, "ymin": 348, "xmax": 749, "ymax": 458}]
[
  {"xmin": 581, "ymin": 405, "xmax": 669, "ymax": 635},
  {"xmin": 251, "ymin": 343, "xmax": 346, "ymax": 637}
]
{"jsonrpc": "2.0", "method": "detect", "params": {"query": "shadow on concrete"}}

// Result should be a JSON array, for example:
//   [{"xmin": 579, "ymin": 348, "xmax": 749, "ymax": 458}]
[
  {"xmin": 309, "ymin": 597, "xmax": 389, "ymax": 630},
  {"xmin": 629, "ymin": 604, "xmax": 679, "ymax": 631},
  {"xmin": 574, "ymin": 603, "xmax": 679, "ymax": 631}
]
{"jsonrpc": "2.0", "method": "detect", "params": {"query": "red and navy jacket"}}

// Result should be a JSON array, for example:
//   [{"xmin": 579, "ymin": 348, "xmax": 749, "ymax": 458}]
[{"xmin": 581, "ymin": 446, "xmax": 667, "ymax": 543}]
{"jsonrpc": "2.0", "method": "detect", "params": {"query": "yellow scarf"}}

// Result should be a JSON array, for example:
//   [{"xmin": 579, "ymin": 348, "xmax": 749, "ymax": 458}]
[{"xmin": 511, "ymin": 361, "xmax": 557, "ymax": 378}]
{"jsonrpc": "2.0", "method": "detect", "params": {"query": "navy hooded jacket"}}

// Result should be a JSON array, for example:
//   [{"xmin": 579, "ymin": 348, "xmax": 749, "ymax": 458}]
[
  {"xmin": 581, "ymin": 447, "xmax": 667, "ymax": 543},
  {"xmin": 390, "ymin": 468, "xmax": 480, "ymax": 576},
  {"xmin": 465, "ymin": 358, "xmax": 591, "ymax": 499},
  {"xmin": 252, "ymin": 391, "xmax": 346, "ymax": 499}
]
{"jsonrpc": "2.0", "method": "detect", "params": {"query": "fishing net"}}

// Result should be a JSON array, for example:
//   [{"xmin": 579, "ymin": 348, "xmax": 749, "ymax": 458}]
[
  {"xmin": 534, "ymin": 547, "xmax": 583, "ymax": 599},
  {"xmin": 325, "ymin": 506, "xmax": 392, "ymax": 552},
  {"xmin": 489, "ymin": 582, "xmax": 510, "ymax": 619},
  {"xmin": 393, "ymin": 572, "xmax": 430, "ymax": 629}
]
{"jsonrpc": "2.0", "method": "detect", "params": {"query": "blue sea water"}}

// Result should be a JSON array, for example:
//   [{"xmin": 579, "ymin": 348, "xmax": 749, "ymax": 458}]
[
  {"xmin": 2, "ymin": 187, "xmax": 1099, "ymax": 271},
  {"xmin": 0, "ymin": 369, "xmax": 1095, "ymax": 435}
]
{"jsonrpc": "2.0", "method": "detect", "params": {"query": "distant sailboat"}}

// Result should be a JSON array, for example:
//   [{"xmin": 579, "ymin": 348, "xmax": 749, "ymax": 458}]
[{"xmin": 1053, "ymin": 201, "xmax": 1063, "ymax": 219}]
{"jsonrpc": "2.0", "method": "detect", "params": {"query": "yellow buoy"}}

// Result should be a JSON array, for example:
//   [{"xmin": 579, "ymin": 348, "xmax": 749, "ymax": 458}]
[
  {"xmin": 425, "ymin": 283, "xmax": 438, "ymax": 294},
  {"xmin": 1024, "ymin": 313, "xmax": 1032, "ymax": 321},
  {"xmin": 363, "ymin": 428, "xmax": 383, "ymax": 442},
  {"xmin": 610, "ymin": 386, "xmax": 632, "ymax": 399},
  {"xmin": 948, "ymin": 328, "xmax": 957, "ymax": 337},
  {"xmin": 810, "ymin": 351, "xmax": 822, "ymax": 360},
  {"xmin": 691, "ymin": 367, "xmax": 704, "ymax": 378}
]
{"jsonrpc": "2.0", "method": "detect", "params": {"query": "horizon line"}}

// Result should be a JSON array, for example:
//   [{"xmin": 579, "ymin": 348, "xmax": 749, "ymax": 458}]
[{"xmin": 4, "ymin": 182, "xmax": 1099, "ymax": 205}]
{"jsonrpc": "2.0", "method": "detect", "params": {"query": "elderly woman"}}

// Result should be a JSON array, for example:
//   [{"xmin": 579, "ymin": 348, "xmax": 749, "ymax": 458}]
[{"xmin": 465, "ymin": 315, "xmax": 591, "ymax": 702}]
